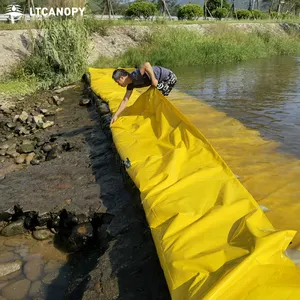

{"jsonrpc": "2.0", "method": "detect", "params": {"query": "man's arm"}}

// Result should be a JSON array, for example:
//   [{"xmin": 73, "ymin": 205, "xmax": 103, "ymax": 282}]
[
  {"xmin": 110, "ymin": 90, "xmax": 133, "ymax": 125},
  {"xmin": 140, "ymin": 62, "xmax": 158, "ymax": 87}
]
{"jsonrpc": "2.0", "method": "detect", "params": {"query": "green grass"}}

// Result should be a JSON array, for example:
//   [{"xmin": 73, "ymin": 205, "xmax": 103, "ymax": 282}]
[
  {"xmin": 94, "ymin": 25, "xmax": 300, "ymax": 69},
  {"xmin": 2, "ymin": 17, "xmax": 300, "ymax": 32},
  {"xmin": 0, "ymin": 78, "xmax": 37, "ymax": 96},
  {"xmin": 14, "ymin": 18, "xmax": 90, "ymax": 90}
]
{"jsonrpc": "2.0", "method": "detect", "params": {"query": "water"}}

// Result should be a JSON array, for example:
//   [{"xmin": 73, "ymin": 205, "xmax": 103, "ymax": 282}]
[{"xmin": 173, "ymin": 56, "xmax": 300, "ymax": 157}]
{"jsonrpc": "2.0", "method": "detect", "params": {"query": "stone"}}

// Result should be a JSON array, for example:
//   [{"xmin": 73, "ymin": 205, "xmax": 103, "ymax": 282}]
[
  {"xmin": 19, "ymin": 111, "xmax": 29, "ymax": 123},
  {"xmin": 23, "ymin": 253, "xmax": 42, "ymax": 262},
  {"xmin": 43, "ymin": 260, "xmax": 63, "ymax": 274},
  {"xmin": 15, "ymin": 154, "xmax": 27, "ymax": 164},
  {"xmin": 0, "ymin": 260, "xmax": 22, "ymax": 277},
  {"xmin": 30, "ymin": 159, "xmax": 40, "ymax": 165},
  {"xmin": 6, "ymin": 122, "xmax": 15, "ymax": 129},
  {"xmin": 0, "ymin": 150, "xmax": 6, "ymax": 156},
  {"xmin": 0, "ymin": 144, "xmax": 9, "ymax": 150},
  {"xmin": 0, "ymin": 269, "xmax": 21, "ymax": 281},
  {"xmin": 32, "ymin": 229, "xmax": 52, "ymax": 241},
  {"xmin": 0, "ymin": 252, "xmax": 16, "ymax": 263},
  {"xmin": 15, "ymin": 126, "xmax": 30, "ymax": 136},
  {"xmin": 1, "ymin": 219, "xmax": 27, "ymax": 237},
  {"xmin": 4, "ymin": 240, "xmax": 24, "ymax": 247},
  {"xmin": 6, "ymin": 148, "xmax": 19, "ymax": 158},
  {"xmin": 5, "ymin": 133, "xmax": 14, "ymax": 140},
  {"xmin": 54, "ymin": 85, "xmax": 76, "ymax": 93},
  {"xmin": 42, "ymin": 271, "xmax": 59, "ymax": 284},
  {"xmin": 42, "ymin": 144, "xmax": 52, "ymax": 152},
  {"xmin": 46, "ymin": 145, "xmax": 62, "ymax": 161},
  {"xmin": 24, "ymin": 259, "xmax": 43, "ymax": 281},
  {"xmin": 33, "ymin": 115, "xmax": 44, "ymax": 128},
  {"xmin": 65, "ymin": 199, "xmax": 72, "ymax": 205},
  {"xmin": 13, "ymin": 115, "xmax": 19, "ymax": 122},
  {"xmin": 1, "ymin": 279, "xmax": 31, "ymax": 300},
  {"xmin": 52, "ymin": 95, "xmax": 64, "ymax": 105},
  {"xmin": 42, "ymin": 121, "xmax": 54, "ymax": 129},
  {"xmin": 25, "ymin": 152, "xmax": 35, "ymax": 165},
  {"xmin": 19, "ymin": 140, "xmax": 35, "ymax": 153},
  {"xmin": 0, "ymin": 175, "xmax": 5, "ymax": 181},
  {"xmin": 28, "ymin": 280, "xmax": 43, "ymax": 297},
  {"xmin": 79, "ymin": 98, "xmax": 90, "ymax": 106}
]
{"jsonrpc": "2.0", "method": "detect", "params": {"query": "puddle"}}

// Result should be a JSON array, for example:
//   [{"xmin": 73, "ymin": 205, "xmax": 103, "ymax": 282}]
[{"xmin": 0, "ymin": 235, "xmax": 68, "ymax": 299}]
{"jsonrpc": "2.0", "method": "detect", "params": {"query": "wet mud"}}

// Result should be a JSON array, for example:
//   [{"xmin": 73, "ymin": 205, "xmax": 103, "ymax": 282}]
[{"xmin": 0, "ymin": 80, "xmax": 170, "ymax": 299}]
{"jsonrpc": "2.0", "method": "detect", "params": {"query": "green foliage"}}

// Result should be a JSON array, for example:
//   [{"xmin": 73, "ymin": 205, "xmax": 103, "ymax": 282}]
[
  {"xmin": 18, "ymin": 18, "xmax": 89, "ymax": 89},
  {"xmin": 212, "ymin": 7, "xmax": 228, "ymax": 20},
  {"xmin": 206, "ymin": 0, "xmax": 231, "ymax": 13},
  {"xmin": 125, "ymin": 2, "xmax": 158, "ymax": 19},
  {"xmin": 236, "ymin": 9, "xmax": 251, "ymax": 19},
  {"xmin": 95, "ymin": 25, "xmax": 300, "ymax": 69},
  {"xmin": 177, "ymin": 4, "xmax": 203, "ymax": 20},
  {"xmin": 251, "ymin": 9, "xmax": 263, "ymax": 19}
]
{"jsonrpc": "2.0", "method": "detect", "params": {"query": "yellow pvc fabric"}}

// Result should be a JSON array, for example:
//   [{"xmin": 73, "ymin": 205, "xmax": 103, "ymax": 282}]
[{"xmin": 89, "ymin": 68, "xmax": 300, "ymax": 299}]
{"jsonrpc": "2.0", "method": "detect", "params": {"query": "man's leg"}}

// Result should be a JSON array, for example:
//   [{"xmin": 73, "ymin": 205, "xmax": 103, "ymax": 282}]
[{"xmin": 157, "ymin": 72, "xmax": 177, "ymax": 96}]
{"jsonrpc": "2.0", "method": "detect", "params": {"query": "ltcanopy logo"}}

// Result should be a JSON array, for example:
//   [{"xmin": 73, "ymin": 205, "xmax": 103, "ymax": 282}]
[{"xmin": 29, "ymin": 7, "xmax": 86, "ymax": 18}]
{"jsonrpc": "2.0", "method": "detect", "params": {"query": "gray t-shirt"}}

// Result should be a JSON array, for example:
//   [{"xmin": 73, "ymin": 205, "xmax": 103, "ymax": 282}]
[{"xmin": 127, "ymin": 66, "xmax": 172, "ymax": 91}]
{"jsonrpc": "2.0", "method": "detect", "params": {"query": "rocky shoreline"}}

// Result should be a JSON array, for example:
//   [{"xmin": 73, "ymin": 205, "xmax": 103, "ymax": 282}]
[{"xmin": 0, "ymin": 76, "xmax": 170, "ymax": 299}]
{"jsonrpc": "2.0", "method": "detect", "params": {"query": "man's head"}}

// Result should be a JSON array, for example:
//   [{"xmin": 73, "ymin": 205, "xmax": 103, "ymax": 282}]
[{"xmin": 112, "ymin": 69, "xmax": 132, "ymax": 87}]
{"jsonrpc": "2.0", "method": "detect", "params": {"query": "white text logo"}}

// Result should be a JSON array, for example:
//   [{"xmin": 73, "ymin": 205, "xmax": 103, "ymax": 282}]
[{"xmin": 29, "ymin": 7, "xmax": 86, "ymax": 17}]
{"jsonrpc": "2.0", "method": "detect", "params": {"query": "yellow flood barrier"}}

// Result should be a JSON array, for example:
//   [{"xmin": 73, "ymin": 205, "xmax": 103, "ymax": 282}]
[{"xmin": 89, "ymin": 68, "xmax": 300, "ymax": 299}]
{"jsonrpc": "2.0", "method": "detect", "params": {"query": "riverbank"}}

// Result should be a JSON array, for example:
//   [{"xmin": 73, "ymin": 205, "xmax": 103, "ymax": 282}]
[
  {"xmin": 1, "ymin": 22, "xmax": 300, "ymax": 97},
  {"xmin": 0, "ymin": 82, "xmax": 170, "ymax": 299}
]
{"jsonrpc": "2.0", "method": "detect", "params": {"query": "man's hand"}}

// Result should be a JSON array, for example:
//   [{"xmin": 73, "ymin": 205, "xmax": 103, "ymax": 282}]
[
  {"xmin": 151, "ymin": 78, "xmax": 158, "ymax": 87},
  {"xmin": 110, "ymin": 114, "xmax": 118, "ymax": 125}
]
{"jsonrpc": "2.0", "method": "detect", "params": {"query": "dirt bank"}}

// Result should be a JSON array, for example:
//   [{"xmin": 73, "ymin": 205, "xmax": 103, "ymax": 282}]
[{"xmin": 1, "ymin": 23, "xmax": 299, "ymax": 76}]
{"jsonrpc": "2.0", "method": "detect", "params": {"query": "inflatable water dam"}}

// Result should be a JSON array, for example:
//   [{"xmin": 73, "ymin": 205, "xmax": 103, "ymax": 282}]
[{"xmin": 88, "ymin": 68, "xmax": 300, "ymax": 300}]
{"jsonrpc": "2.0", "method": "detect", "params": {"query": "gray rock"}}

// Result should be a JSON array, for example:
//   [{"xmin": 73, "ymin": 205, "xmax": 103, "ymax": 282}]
[
  {"xmin": 30, "ymin": 159, "xmax": 40, "ymax": 165},
  {"xmin": 33, "ymin": 115, "xmax": 44, "ymax": 128},
  {"xmin": 0, "ymin": 175, "xmax": 5, "ymax": 181},
  {"xmin": 52, "ymin": 95, "xmax": 64, "ymax": 105},
  {"xmin": 5, "ymin": 240, "xmax": 24, "ymax": 247},
  {"xmin": 13, "ymin": 115, "xmax": 19, "ymax": 122},
  {"xmin": 6, "ymin": 122, "xmax": 16, "ymax": 129},
  {"xmin": 0, "ymin": 149, "xmax": 6, "ymax": 156},
  {"xmin": 1, "ymin": 219, "xmax": 27, "ymax": 237},
  {"xmin": 19, "ymin": 111, "xmax": 29, "ymax": 123},
  {"xmin": 28, "ymin": 280, "xmax": 43, "ymax": 298},
  {"xmin": 5, "ymin": 133, "xmax": 14, "ymax": 140},
  {"xmin": 6, "ymin": 148, "xmax": 19, "ymax": 158},
  {"xmin": 0, "ymin": 269, "xmax": 21, "ymax": 281},
  {"xmin": 79, "ymin": 98, "xmax": 90, "ymax": 106},
  {"xmin": 42, "ymin": 144, "xmax": 52, "ymax": 152},
  {"xmin": 19, "ymin": 140, "xmax": 35, "ymax": 153},
  {"xmin": 42, "ymin": 271, "xmax": 59, "ymax": 284},
  {"xmin": 24, "ymin": 259, "xmax": 43, "ymax": 281},
  {"xmin": 15, "ymin": 126, "xmax": 30, "ymax": 136},
  {"xmin": 43, "ymin": 260, "xmax": 63, "ymax": 274},
  {"xmin": 42, "ymin": 121, "xmax": 54, "ymax": 129},
  {"xmin": 0, "ymin": 158, "xmax": 5, "ymax": 163},
  {"xmin": 1, "ymin": 279, "xmax": 31, "ymax": 300},
  {"xmin": 0, "ymin": 260, "xmax": 22, "ymax": 277},
  {"xmin": 0, "ymin": 144, "xmax": 9, "ymax": 150},
  {"xmin": 46, "ymin": 145, "xmax": 62, "ymax": 161},
  {"xmin": 0, "ymin": 252, "xmax": 16, "ymax": 263},
  {"xmin": 32, "ymin": 229, "xmax": 52, "ymax": 241}
]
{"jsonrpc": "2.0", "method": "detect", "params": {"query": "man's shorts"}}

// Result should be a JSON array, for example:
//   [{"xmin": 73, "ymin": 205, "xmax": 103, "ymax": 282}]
[{"xmin": 157, "ymin": 72, "xmax": 177, "ymax": 96}]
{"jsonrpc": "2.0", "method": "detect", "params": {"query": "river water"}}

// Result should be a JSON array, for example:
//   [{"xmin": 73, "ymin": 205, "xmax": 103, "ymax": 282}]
[{"xmin": 174, "ymin": 56, "xmax": 300, "ymax": 157}]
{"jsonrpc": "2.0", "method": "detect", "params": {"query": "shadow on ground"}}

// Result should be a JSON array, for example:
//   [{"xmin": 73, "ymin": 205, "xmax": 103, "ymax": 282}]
[{"xmin": 44, "ymin": 88, "xmax": 170, "ymax": 300}]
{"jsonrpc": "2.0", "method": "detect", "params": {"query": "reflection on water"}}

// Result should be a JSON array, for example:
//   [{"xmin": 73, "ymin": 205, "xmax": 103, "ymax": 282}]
[{"xmin": 174, "ymin": 56, "xmax": 300, "ymax": 157}]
